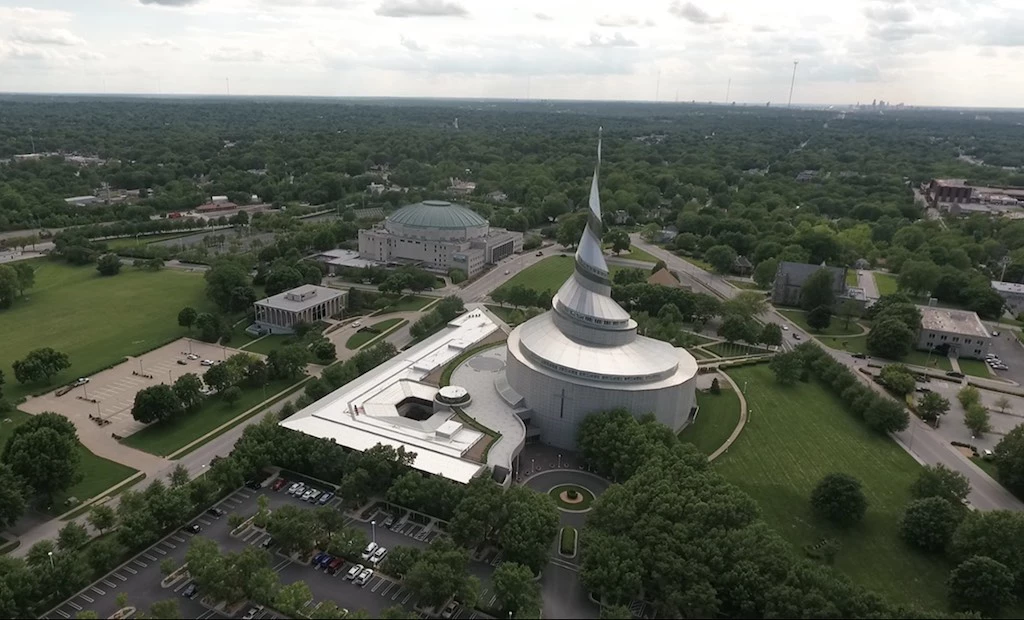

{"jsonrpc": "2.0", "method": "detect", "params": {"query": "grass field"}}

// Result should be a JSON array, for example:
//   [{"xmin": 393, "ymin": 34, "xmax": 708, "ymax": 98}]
[
  {"xmin": 705, "ymin": 342, "xmax": 766, "ymax": 357},
  {"xmin": 817, "ymin": 335, "xmax": 954, "ymax": 371},
  {"xmin": 846, "ymin": 270, "xmax": 859, "ymax": 286},
  {"xmin": 689, "ymin": 348, "xmax": 714, "ymax": 360},
  {"xmin": 679, "ymin": 385, "xmax": 741, "ymax": 455},
  {"xmin": 717, "ymin": 365, "xmax": 949, "ymax": 609},
  {"xmin": 728, "ymin": 279, "xmax": 766, "ymax": 291},
  {"xmin": 103, "ymin": 231, "xmax": 195, "ymax": 251},
  {"xmin": 240, "ymin": 334, "xmax": 289, "ymax": 356},
  {"xmin": 0, "ymin": 261, "xmax": 213, "ymax": 402},
  {"xmin": 495, "ymin": 256, "xmax": 623, "ymax": 296},
  {"xmin": 680, "ymin": 255, "xmax": 714, "ymax": 271},
  {"xmin": 874, "ymin": 272, "xmax": 898, "ymax": 296},
  {"xmin": 346, "ymin": 318, "xmax": 404, "ymax": 349},
  {"xmin": 779, "ymin": 309, "xmax": 865, "ymax": 336},
  {"xmin": 484, "ymin": 304, "xmax": 520, "ymax": 325},
  {"xmin": 609, "ymin": 245, "xmax": 657, "ymax": 263},
  {"xmin": 121, "ymin": 378, "xmax": 301, "ymax": 456},
  {"xmin": 375, "ymin": 295, "xmax": 435, "ymax": 315},
  {"xmin": 958, "ymin": 358, "xmax": 992, "ymax": 378}
]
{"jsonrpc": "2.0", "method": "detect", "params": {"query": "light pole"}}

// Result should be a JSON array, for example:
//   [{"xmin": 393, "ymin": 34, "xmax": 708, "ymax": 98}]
[
  {"xmin": 168, "ymin": 369, "xmax": 173, "ymax": 384},
  {"xmin": 371, "ymin": 520, "xmax": 376, "ymax": 545},
  {"xmin": 138, "ymin": 358, "xmax": 143, "ymax": 373},
  {"xmin": 557, "ymin": 454, "xmax": 562, "ymax": 469},
  {"xmin": 743, "ymin": 380, "xmax": 748, "ymax": 394},
  {"xmin": 47, "ymin": 551, "xmax": 54, "ymax": 569}
]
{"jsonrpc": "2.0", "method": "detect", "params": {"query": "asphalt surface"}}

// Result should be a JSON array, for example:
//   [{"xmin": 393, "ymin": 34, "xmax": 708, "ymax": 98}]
[{"xmin": 630, "ymin": 235, "xmax": 1024, "ymax": 512}]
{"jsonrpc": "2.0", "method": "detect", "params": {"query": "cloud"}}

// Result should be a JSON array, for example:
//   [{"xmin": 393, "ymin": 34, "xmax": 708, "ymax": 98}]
[
  {"xmin": 806, "ymin": 61, "xmax": 882, "ymax": 83},
  {"xmin": 582, "ymin": 32, "xmax": 638, "ymax": 48},
  {"xmin": 139, "ymin": 0, "xmax": 201, "ymax": 5},
  {"xmin": 668, "ymin": 1, "xmax": 726, "ymax": 25},
  {"xmin": 533, "ymin": 12, "xmax": 552, "ymax": 21},
  {"xmin": 135, "ymin": 38, "xmax": 181, "ymax": 50},
  {"xmin": 12, "ymin": 27, "xmax": 85, "ymax": 47},
  {"xmin": 863, "ymin": 1, "xmax": 915, "ymax": 23},
  {"xmin": 868, "ymin": 23, "xmax": 928, "ymax": 41},
  {"xmin": 400, "ymin": 35, "xmax": 426, "ymax": 52},
  {"xmin": 375, "ymin": 0, "xmax": 468, "ymax": 18},
  {"xmin": 596, "ymin": 15, "xmax": 654, "ymax": 28},
  {"xmin": 977, "ymin": 13, "xmax": 1024, "ymax": 47},
  {"xmin": 207, "ymin": 47, "xmax": 266, "ymax": 62}
]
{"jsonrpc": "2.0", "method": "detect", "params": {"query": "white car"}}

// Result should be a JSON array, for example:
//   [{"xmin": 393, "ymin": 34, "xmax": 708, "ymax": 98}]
[
  {"xmin": 290, "ymin": 483, "xmax": 306, "ymax": 497},
  {"xmin": 287, "ymin": 482, "xmax": 300, "ymax": 495},
  {"xmin": 781, "ymin": 325, "xmax": 789, "ymax": 330},
  {"xmin": 361, "ymin": 542, "xmax": 378, "ymax": 560},
  {"xmin": 352, "ymin": 321, "xmax": 361, "ymax": 328},
  {"xmin": 355, "ymin": 568, "xmax": 373, "ymax": 586},
  {"xmin": 74, "ymin": 377, "xmax": 90, "ymax": 386},
  {"xmin": 301, "ymin": 489, "xmax": 314, "ymax": 501},
  {"xmin": 345, "ymin": 564, "xmax": 364, "ymax": 580},
  {"xmin": 371, "ymin": 546, "xmax": 387, "ymax": 564},
  {"xmin": 307, "ymin": 489, "xmax": 322, "ymax": 503},
  {"xmin": 187, "ymin": 353, "xmax": 200, "ymax": 360},
  {"xmin": 200, "ymin": 359, "xmax": 214, "ymax": 366}
]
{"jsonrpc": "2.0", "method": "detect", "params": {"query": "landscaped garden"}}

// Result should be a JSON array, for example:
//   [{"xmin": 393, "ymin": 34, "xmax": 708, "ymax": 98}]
[
  {"xmin": 716, "ymin": 364, "xmax": 950, "ymax": 609},
  {"xmin": 121, "ymin": 377, "xmax": 305, "ymax": 456},
  {"xmin": 873, "ymin": 272, "xmax": 898, "ymax": 296},
  {"xmin": 679, "ymin": 383, "xmax": 741, "ymax": 455},
  {"xmin": 0, "ymin": 261, "xmax": 214, "ymax": 401},
  {"xmin": 346, "ymin": 318, "xmax": 406, "ymax": 349},
  {"xmin": 547, "ymin": 484, "xmax": 595, "ymax": 511},
  {"xmin": 559, "ymin": 526, "xmax": 578, "ymax": 556},
  {"xmin": 705, "ymin": 341, "xmax": 767, "ymax": 357}
]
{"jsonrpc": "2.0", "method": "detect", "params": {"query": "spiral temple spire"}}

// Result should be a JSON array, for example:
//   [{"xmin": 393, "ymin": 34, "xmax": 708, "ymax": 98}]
[{"xmin": 573, "ymin": 128, "xmax": 611, "ymax": 287}]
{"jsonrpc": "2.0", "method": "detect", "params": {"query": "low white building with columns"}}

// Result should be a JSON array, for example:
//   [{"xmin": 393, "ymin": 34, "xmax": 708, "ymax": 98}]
[{"xmin": 253, "ymin": 285, "xmax": 347, "ymax": 334}]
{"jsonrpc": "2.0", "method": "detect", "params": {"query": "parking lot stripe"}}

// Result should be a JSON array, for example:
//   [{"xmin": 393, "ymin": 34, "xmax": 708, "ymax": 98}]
[
  {"xmin": 80, "ymin": 595, "xmax": 94, "ymax": 603},
  {"xmin": 370, "ymin": 577, "xmax": 385, "ymax": 592},
  {"xmin": 123, "ymin": 567, "xmax": 138, "ymax": 575},
  {"xmin": 68, "ymin": 602, "xmax": 82, "ymax": 611},
  {"xmin": 153, "ymin": 547, "xmax": 167, "ymax": 555},
  {"xmin": 102, "ymin": 579, "xmax": 116, "ymax": 588},
  {"xmin": 380, "ymin": 582, "xmax": 395, "ymax": 596},
  {"xmin": 488, "ymin": 595, "xmax": 496, "ymax": 606},
  {"xmin": 402, "ymin": 591, "xmax": 414, "ymax": 604},
  {"xmin": 143, "ymin": 553, "xmax": 157, "ymax": 561},
  {"xmin": 173, "ymin": 580, "xmax": 192, "ymax": 593},
  {"xmin": 171, "ymin": 535, "xmax": 185, "ymax": 542},
  {"xmin": 162, "ymin": 541, "xmax": 176, "ymax": 549},
  {"xmin": 198, "ymin": 518, "xmax": 212, "ymax": 525},
  {"xmin": 114, "ymin": 574, "xmax": 127, "ymax": 582},
  {"xmin": 391, "ymin": 586, "xmax": 405, "ymax": 600},
  {"xmin": 90, "ymin": 587, "xmax": 105, "ymax": 595},
  {"xmin": 133, "ymin": 560, "xmax": 147, "ymax": 568}
]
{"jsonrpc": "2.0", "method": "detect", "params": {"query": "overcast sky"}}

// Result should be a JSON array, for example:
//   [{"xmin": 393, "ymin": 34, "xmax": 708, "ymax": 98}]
[{"xmin": 0, "ymin": 0, "xmax": 1020, "ymax": 107}]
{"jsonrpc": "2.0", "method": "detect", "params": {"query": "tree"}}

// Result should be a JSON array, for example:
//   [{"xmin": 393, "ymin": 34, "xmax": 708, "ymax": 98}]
[
  {"xmin": 995, "ymin": 396, "xmax": 1012, "ymax": 414},
  {"xmin": 75, "ymin": 612, "xmax": 99, "ymax": 620},
  {"xmin": 203, "ymin": 362, "xmax": 235, "ymax": 393},
  {"xmin": 382, "ymin": 545, "xmax": 421, "ymax": 579},
  {"xmin": 492, "ymin": 561, "xmax": 541, "ymax": 617},
  {"xmin": 958, "ymin": 385, "xmax": 981, "ymax": 409},
  {"xmin": 759, "ymin": 322, "xmax": 782, "ymax": 349},
  {"xmin": 810, "ymin": 473, "xmax": 867, "ymax": 527},
  {"xmin": 149, "ymin": 599, "xmax": 181, "ymax": 620},
  {"xmin": 899, "ymin": 497, "xmax": 960, "ymax": 552},
  {"xmin": 704, "ymin": 244, "xmax": 738, "ymax": 274},
  {"xmin": 275, "ymin": 580, "xmax": 313, "ymax": 616},
  {"xmin": 404, "ymin": 538, "xmax": 474, "ymax": 608},
  {"xmin": 0, "ymin": 265, "xmax": 19, "ymax": 308},
  {"xmin": 96, "ymin": 253, "xmax": 122, "ymax": 276},
  {"xmin": 57, "ymin": 521, "xmax": 89, "ymax": 552},
  {"xmin": 898, "ymin": 260, "xmax": 941, "ymax": 296},
  {"xmin": 448, "ymin": 268, "xmax": 467, "ymax": 284},
  {"xmin": 717, "ymin": 314, "xmax": 757, "ymax": 344},
  {"xmin": 178, "ymin": 306, "xmax": 198, "ymax": 331},
  {"xmin": 613, "ymin": 268, "xmax": 647, "ymax": 286},
  {"xmin": 2, "ymin": 420, "xmax": 81, "ymax": 500},
  {"xmin": 879, "ymin": 364, "xmax": 916, "ymax": 396},
  {"xmin": 865, "ymin": 318, "xmax": 914, "ymax": 360},
  {"xmin": 752, "ymin": 258, "xmax": 778, "ymax": 289},
  {"xmin": 131, "ymin": 384, "xmax": 183, "ymax": 424},
  {"xmin": 769, "ymin": 351, "xmax": 804, "ymax": 386},
  {"xmin": 994, "ymin": 426, "xmax": 1024, "ymax": 495},
  {"xmin": 222, "ymin": 385, "xmax": 242, "ymax": 405},
  {"xmin": 605, "ymin": 229, "xmax": 630, "ymax": 255},
  {"xmin": 863, "ymin": 397, "xmax": 909, "ymax": 433},
  {"xmin": 911, "ymin": 464, "xmax": 970, "ymax": 505},
  {"xmin": 85, "ymin": 535, "xmax": 125, "ymax": 576},
  {"xmin": 965, "ymin": 404, "xmax": 990, "ymax": 437},
  {"xmin": 917, "ymin": 392, "xmax": 951, "ymax": 424},
  {"xmin": 805, "ymin": 305, "xmax": 833, "ymax": 331},
  {"xmin": 205, "ymin": 259, "xmax": 252, "ymax": 312},
  {"xmin": 311, "ymin": 338, "xmax": 336, "ymax": 363},
  {"xmin": 194, "ymin": 312, "xmax": 224, "ymax": 343},
  {"xmin": 173, "ymin": 373, "xmax": 204, "ymax": 411},
  {"xmin": 800, "ymin": 268, "xmax": 837, "ymax": 311},
  {"xmin": 497, "ymin": 487, "xmax": 559, "ymax": 573},
  {"xmin": 947, "ymin": 556, "xmax": 1015, "ymax": 616},
  {"xmin": 12, "ymin": 347, "xmax": 71, "ymax": 385},
  {"xmin": 0, "ymin": 464, "xmax": 26, "ymax": 528},
  {"xmin": 160, "ymin": 557, "xmax": 178, "ymax": 576},
  {"xmin": 600, "ymin": 604, "xmax": 634, "ymax": 619},
  {"xmin": 267, "ymin": 345, "xmax": 309, "ymax": 379}
]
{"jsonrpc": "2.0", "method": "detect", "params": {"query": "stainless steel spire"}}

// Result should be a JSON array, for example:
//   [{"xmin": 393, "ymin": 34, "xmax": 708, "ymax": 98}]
[{"xmin": 573, "ymin": 127, "xmax": 611, "ymax": 286}]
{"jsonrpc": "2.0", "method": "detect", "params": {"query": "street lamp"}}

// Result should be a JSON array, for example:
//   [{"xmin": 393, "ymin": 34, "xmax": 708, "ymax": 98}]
[
  {"xmin": 557, "ymin": 454, "xmax": 562, "ymax": 469},
  {"xmin": 371, "ymin": 520, "xmax": 376, "ymax": 545},
  {"xmin": 47, "ymin": 551, "xmax": 54, "ymax": 569}
]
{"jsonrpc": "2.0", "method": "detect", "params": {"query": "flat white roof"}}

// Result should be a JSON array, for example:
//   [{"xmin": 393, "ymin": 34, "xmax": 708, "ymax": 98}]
[
  {"xmin": 992, "ymin": 280, "xmax": 1024, "ymax": 295},
  {"xmin": 918, "ymin": 306, "xmax": 990, "ymax": 339},
  {"xmin": 279, "ymin": 309, "xmax": 500, "ymax": 484},
  {"xmin": 256, "ymin": 285, "xmax": 345, "ymax": 312}
]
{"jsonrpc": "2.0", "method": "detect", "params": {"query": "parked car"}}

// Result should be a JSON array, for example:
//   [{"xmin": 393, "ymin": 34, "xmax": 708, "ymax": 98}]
[
  {"xmin": 781, "ymin": 325, "xmax": 789, "ymax": 330},
  {"xmin": 355, "ymin": 568, "xmax": 373, "ymax": 586},
  {"xmin": 301, "ymin": 489, "xmax": 315, "ymax": 501},
  {"xmin": 242, "ymin": 606, "xmax": 263, "ymax": 620},
  {"xmin": 176, "ymin": 359, "xmax": 188, "ymax": 365},
  {"xmin": 245, "ymin": 480, "xmax": 262, "ymax": 490},
  {"xmin": 312, "ymin": 552, "xmax": 327, "ymax": 566},
  {"xmin": 272, "ymin": 478, "xmax": 288, "ymax": 492},
  {"xmin": 441, "ymin": 601, "xmax": 459, "ymax": 619},
  {"xmin": 187, "ymin": 353, "xmax": 200, "ymax": 360},
  {"xmin": 318, "ymin": 554, "xmax": 334, "ymax": 570},
  {"xmin": 307, "ymin": 489, "xmax": 322, "ymax": 503},
  {"xmin": 946, "ymin": 371, "xmax": 965, "ymax": 379},
  {"xmin": 290, "ymin": 483, "xmax": 306, "ymax": 496},
  {"xmin": 535, "ymin": 251, "xmax": 543, "ymax": 256},
  {"xmin": 361, "ymin": 542, "xmax": 378, "ymax": 560},
  {"xmin": 287, "ymin": 482, "xmax": 301, "ymax": 495},
  {"xmin": 792, "ymin": 333, "xmax": 801, "ymax": 340},
  {"xmin": 327, "ymin": 558, "xmax": 344, "ymax": 575},
  {"xmin": 345, "ymin": 564, "xmax": 364, "ymax": 580},
  {"xmin": 182, "ymin": 583, "xmax": 199, "ymax": 599},
  {"xmin": 852, "ymin": 353, "xmax": 866, "ymax": 359},
  {"xmin": 317, "ymin": 492, "xmax": 334, "ymax": 505},
  {"xmin": 993, "ymin": 331, "xmax": 1001, "ymax": 336},
  {"xmin": 206, "ymin": 507, "xmax": 225, "ymax": 518},
  {"xmin": 261, "ymin": 537, "xmax": 273, "ymax": 549},
  {"xmin": 371, "ymin": 547, "xmax": 388, "ymax": 565},
  {"xmin": 74, "ymin": 377, "xmax": 90, "ymax": 386},
  {"xmin": 504, "ymin": 270, "xmax": 510, "ymax": 275},
  {"xmin": 184, "ymin": 524, "xmax": 201, "ymax": 534},
  {"xmin": 200, "ymin": 359, "xmax": 214, "ymax": 366}
]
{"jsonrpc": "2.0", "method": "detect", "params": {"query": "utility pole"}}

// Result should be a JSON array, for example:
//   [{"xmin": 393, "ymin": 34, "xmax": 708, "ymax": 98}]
[
  {"xmin": 999, "ymin": 255, "xmax": 1011, "ymax": 282},
  {"xmin": 787, "ymin": 61, "xmax": 799, "ymax": 108}
]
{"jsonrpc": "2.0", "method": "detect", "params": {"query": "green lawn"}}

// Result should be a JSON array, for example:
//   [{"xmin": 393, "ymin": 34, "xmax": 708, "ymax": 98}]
[
  {"xmin": 817, "ymin": 335, "xmax": 953, "ymax": 371},
  {"xmin": 728, "ymin": 279, "xmax": 765, "ymax": 291},
  {"xmin": 121, "ymin": 378, "xmax": 302, "ymax": 456},
  {"xmin": 495, "ymin": 256, "xmax": 623, "ymax": 296},
  {"xmin": 346, "ymin": 318, "xmax": 405, "ymax": 349},
  {"xmin": 240, "ymin": 334, "xmax": 290, "ymax": 356},
  {"xmin": 874, "ymin": 272, "xmax": 898, "ymax": 296},
  {"xmin": 846, "ymin": 270, "xmax": 859, "ymax": 287},
  {"xmin": 705, "ymin": 342, "xmax": 766, "ymax": 357},
  {"xmin": 679, "ymin": 255, "xmax": 713, "ymax": 271},
  {"xmin": 610, "ymin": 245, "xmax": 657, "ymax": 263},
  {"xmin": 52, "ymin": 447, "xmax": 138, "ymax": 513},
  {"xmin": 225, "ymin": 320, "xmax": 261, "ymax": 349},
  {"xmin": 679, "ymin": 386, "xmax": 741, "ymax": 455},
  {"xmin": 0, "ymin": 261, "xmax": 214, "ymax": 402},
  {"xmin": 103, "ymin": 231, "xmax": 195, "ymax": 251},
  {"xmin": 958, "ymin": 358, "xmax": 992, "ymax": 378},
  {"xmin": 485, "ymin": 304, "xmax": 521, "ymax": 325},
  {"xmin": 778, "ymin": 309, "xmax": 865, "ymax": 336},
  {"xmin": 375, "ymin": 295, "xmax": 435, "ymax": 315},
  {"xmin": 689, "ymin": 348, "xmax": 714, "ymax": 360},
  {"xmin": 717, "ymin": 365, "xmax": 949, "ymax": 609},
  {"xmin": 0, "ymin": 409, "xmax": 31, "ymax": 449}
]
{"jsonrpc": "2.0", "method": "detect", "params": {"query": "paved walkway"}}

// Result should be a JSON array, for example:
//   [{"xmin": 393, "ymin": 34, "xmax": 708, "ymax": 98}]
[{"xmin": 708, "ymin": 371, "xmax": 749, "ymax": 461}]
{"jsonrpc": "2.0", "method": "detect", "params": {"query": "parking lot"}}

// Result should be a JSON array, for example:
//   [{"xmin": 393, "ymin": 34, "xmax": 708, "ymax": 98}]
[
  {"xmin": 47, "ymin": 477, "xmax": 497, "ymax": 620},
  {"xmin": 22, "ymin": 338, "xmax": 246, "ymax": 437}
]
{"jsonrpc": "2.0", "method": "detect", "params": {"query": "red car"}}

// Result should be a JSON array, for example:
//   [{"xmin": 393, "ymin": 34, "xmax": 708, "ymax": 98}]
[{"xmin": 271, "ymin": 478, "xmax": 288, "ymax": 492}]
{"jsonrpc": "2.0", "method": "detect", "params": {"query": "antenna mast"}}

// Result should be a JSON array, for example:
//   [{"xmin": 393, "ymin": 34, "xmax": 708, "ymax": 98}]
[{"xmin": 787, "ymin": 61, "xmax": 798, "ymax": 107}]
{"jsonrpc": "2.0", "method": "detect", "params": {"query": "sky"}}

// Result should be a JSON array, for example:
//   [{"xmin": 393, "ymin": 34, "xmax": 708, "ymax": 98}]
[{"xmin": 0, "ymin": 0, "xmax": 1021, "ymax": 107}]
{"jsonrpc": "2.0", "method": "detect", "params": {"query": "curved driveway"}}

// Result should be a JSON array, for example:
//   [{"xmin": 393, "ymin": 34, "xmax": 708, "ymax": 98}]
[{"xmin": 523, "ymin": 469, "xmax": 610, "ymax": 529}]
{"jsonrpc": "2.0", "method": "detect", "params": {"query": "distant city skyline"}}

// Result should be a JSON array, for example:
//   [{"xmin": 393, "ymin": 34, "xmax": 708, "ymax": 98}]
[{"xmin": 0, "ymin": 0, "xmax": 1021, "ymax": 107}]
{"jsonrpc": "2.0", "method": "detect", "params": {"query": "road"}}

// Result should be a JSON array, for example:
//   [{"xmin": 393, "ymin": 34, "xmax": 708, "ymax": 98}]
[
  {"xmin": 858, "ymin": 269, "xmax": 880, "ymax": 300},
  {"xmin": 629, "ymin": 235, "xmax": 1024, "ymax": 512}
]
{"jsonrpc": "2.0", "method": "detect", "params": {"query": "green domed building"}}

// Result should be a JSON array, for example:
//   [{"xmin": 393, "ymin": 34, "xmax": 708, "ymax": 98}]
[{"xmin": 358, "ymin": 200, "xmax": 522, "ymax": 277}]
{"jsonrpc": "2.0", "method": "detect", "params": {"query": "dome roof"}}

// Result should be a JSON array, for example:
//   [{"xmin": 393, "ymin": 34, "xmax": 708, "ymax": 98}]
[{"xmin": 387, "ymin": 200, "xmax": 487, "ymax": 230}]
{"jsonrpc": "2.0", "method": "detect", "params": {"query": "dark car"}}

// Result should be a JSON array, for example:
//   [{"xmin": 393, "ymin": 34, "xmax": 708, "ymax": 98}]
[
  {"xmin": 245, "ymin": 480, "xmax": 262, "ymax": 490},
  {"xmin": 183, "ymin": 583, "xmax": 199, "ymax": 599},
  {"xmin": 184, "ymin": 524, "xmax": 201, "ymax": 534},
  {"xmin": 311, "ymin": 552, "xmax": 327, "ymax": 566},
  {"xmin": 261, "ymin": 537, "xmax": 274, "ymax": 549},
  {"xmin": 851, "ymin": 353, "xmax": 866, "ymax": 359},
  {"xmin": 946, "ymin": 371, "xmax": 965, "ymax": 379},
  {"xmin": 176, "ymin": 359, "xmax": 188, "ymax": 365},
  {"xmin": 206, "ymin": 507, "xmax": 225, "ymax": 518}
]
